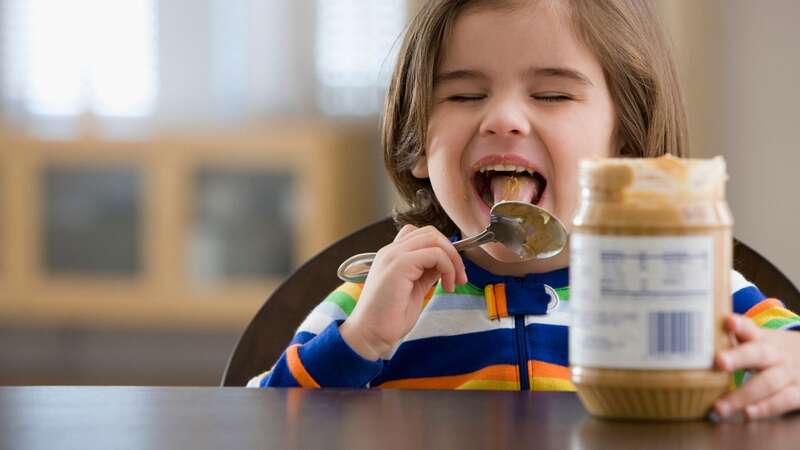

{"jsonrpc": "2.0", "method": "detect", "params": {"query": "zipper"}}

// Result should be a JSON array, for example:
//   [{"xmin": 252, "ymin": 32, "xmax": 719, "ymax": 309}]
[{"xmin": 515, "ymin": 316, "xmax": 530, "ymax": 391}]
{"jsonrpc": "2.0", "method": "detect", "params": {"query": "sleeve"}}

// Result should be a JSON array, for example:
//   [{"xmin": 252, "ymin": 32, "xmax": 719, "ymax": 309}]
[
  {"xmin": 730, "ymin": 270, "xmax": 800, "ymax": 331},
  {"xmin": 729, "ymin": 270, "xmax": 800, "ymax": 388},
  {"xmin": 246, "ymin": 282, "xmax": 384, "ymax": 388}
]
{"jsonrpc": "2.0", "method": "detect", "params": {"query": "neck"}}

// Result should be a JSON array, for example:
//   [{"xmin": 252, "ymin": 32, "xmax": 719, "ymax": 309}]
[{"xmin": 462, "ymin": 247, "xmax": 570, "ymax": 277}]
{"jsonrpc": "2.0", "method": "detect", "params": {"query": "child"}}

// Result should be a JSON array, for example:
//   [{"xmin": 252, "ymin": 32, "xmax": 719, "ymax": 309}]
[{"xmin": 249, "ymin": 0, "xmax": 800, "ymax": 420}]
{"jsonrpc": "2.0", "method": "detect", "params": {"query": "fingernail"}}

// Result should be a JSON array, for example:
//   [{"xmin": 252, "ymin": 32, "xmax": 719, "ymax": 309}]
[
  {"xmin": 716, "ymin": 401, "xmax": 730, "ymax": 418},
  {"xmin": 746, "ymin": 404, "xmax": 760, "ymax": 419}
]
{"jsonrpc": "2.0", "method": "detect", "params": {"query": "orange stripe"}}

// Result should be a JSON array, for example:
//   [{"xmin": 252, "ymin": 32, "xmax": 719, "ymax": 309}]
[
  {"xmin": 745, "ymin": 298, "xmax": 783, "ymax": 318},
  {"xmin": 496, "ymin": 284, "xmax": 508, "ymax": 318},
  {"xmin": 485, "ymin": 285, "xmax": 498, "ymax": 320},
  {"xmin": 336, "ymin": 283, "xmax": 364, "ymax": 302},
  {"xmin": 286, "ymin": 344, "xmax": 320, "ymax": 388},
  {"xmin": 378, "ymin": 364, "xmax": 519, "ymax": 389},
  {"xmin": 423, "ymin": 285, "xmax": 436, "ymax": 308},
  {"xmin": 528, "ymin": 360, "xmax": 571, "ymax": 380}
]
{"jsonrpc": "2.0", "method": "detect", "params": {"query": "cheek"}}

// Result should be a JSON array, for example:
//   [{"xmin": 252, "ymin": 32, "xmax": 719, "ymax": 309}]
[
  {"xmin": 427, "ymin": 108, "xmax": 475, "ymax": 151},
  {"xmin": 548, "ymin": 117, "xmax": 615, "ymax": 222},
  {"xmin": 426, "ymin": 111, "xmax": 475, "ymax": 195}
]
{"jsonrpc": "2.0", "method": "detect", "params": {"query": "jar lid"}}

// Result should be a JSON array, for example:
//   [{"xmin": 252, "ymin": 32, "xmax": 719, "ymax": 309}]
[{"xmin": 579, "ymin": 155, "xmax": 728, "ymax": 196}]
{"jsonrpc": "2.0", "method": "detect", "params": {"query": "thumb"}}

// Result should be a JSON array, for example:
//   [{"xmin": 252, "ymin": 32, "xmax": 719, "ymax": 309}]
[{"xmin": 411, "ymin": 269, "xmax": 439, "ymax": 303}]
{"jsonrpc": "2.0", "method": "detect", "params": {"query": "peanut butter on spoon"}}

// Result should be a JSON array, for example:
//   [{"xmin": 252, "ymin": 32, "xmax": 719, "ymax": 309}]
[{"xmin": 488, "ymin": 174, "xmax": 561, "ymax": 257}]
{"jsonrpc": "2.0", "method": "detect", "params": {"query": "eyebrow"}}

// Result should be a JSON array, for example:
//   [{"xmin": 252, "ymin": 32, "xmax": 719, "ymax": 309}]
[
  {"xmin": 434, "ymin": 66, "xmax": 594, "ymax": 86},
  {"xmin": 434, "ymin": 69, "xmax": 487, "ymax": 85},
  {"xmin": 527, "ymin": 67, "xmax": 594, "ymax": 86}
]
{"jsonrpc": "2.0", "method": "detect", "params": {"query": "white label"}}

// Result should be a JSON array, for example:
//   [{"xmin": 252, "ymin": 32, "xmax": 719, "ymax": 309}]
[{"xmin": 569, "ymin": 235, "xmax": 715, "ymax": 369}]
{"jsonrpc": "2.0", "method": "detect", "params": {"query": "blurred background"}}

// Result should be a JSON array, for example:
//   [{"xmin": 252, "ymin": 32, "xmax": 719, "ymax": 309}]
[{"xmin": 0, "ymin": 0, "xmax": 797, "ymax": 386}]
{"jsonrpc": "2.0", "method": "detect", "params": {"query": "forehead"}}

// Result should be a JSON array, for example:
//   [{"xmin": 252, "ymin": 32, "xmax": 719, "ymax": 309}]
[{"xmin": 438, "ymin": 1, "xmax": 603, "ymax": 82}]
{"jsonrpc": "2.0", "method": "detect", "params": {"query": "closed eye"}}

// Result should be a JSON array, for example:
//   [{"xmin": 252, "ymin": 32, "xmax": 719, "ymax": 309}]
[
  {"xmin": 532, "ymin": 93, "xmax": 573, "ymax": 103},
  {"xmin": 447, "ymin": 94, "xmax": 486, "ymax": 103}
]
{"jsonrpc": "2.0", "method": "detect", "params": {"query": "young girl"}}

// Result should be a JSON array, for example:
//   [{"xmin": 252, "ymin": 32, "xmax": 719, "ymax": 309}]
[{"xmin": 249, "ymin": 0, "xmax": 800, "ymax": 420}]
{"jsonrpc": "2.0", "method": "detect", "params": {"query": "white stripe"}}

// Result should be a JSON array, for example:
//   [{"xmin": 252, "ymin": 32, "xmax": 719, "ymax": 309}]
[
  {"xmin": 296, "ymin": 302, "xmax": 344, "ymax": 335},
  {"xmin": 425, "ymin": 292, "xmax": 486, "ymax": 311},
  {"xmin": 730, "ymin": 269, "xmax": 754, "ymax": 294},
  {"xmin": 383, "ymin": 309, "xmax": 513, "ymax": 360},
  {"xmin": 247, "ymin": 373, "xmax": 267, "ymax": 388},
  {"xmin": 524, "ymin": 303, "xmax": 571, "ymax": 327},
  {"xmin": 402, "ymin": 308, "xmax": 514, "ymax": 343}
]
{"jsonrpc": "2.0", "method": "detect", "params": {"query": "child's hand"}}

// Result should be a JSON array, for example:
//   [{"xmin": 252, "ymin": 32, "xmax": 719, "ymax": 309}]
[
  {"xmin": 714, "ymin": 314, "xmax": 800, "ymax": 419},
  {"xmin": 339, "ymin": 224, "xmax": 468, "ymax": 361}
]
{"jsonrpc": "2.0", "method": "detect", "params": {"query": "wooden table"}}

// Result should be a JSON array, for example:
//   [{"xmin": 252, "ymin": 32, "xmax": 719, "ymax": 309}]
[{"xmin": 1, "ymin": 387, "xmax": 799, "ymax": 450}]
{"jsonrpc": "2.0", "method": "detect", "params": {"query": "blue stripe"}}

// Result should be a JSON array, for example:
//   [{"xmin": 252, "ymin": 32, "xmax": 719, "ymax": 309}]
[
  {"xmin": 527, "ymin": 323, "xmax": 569, "ymax": 367},
  {"xmin": 289, "ymin": 331, "xmax": 317, "ymax": 346},
  {"xmin": 372, "ymin": 328, "xmax": 516, "ymax": 384},
  {"xmin": 260, "ymin": 358, "xmax": 301, "ymax": 387},
  {"xmin": 299, "ymin": 322, "xmax": 384, "ymax": 387},
  {"xmin": 460, "ymin": 253, "xmax": 570, "ymax": 289},
  {"xmin": 733, "ymin": 285, "xmax": 767, "ymax": 315}
]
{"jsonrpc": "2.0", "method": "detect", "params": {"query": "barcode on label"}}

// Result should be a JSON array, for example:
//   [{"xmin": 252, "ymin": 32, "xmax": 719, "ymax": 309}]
[{"xmin": 648, "ymin": 311, "xmax": 699, "ymax": 356}]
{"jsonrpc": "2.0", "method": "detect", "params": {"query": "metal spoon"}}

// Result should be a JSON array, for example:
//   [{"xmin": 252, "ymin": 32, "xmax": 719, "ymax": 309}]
[{"xmin": 336, "ymin": 201, "xmax": 568, "ymax": 283}]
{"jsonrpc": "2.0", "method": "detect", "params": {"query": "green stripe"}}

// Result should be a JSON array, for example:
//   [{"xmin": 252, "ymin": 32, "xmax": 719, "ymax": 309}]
[
  {"xmin": 433, "ymin": 282, "xmax": 570, "ymax": 300},
  {"xmin": 734, "ymin": 369, "xmax": 746, "ymax": 388},
  {"xmin": 324, "ymin": 291, "xmax": 356, "ymax": 316},
  {"xmin": 761, "ymin": 317, "xmax": 800, "ymax": 330},
  {"xmin": 433, "ymin": 282, "xmax": 484, "ymax": 297}
]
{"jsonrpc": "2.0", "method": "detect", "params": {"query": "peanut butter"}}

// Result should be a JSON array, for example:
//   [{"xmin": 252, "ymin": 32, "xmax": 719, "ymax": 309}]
[
  {"xmin": 570, "ymin": 155, "xmax": 733, "ymax": 420},
  {"xmin": 503, "ymin": 175, "xmax": 520, "ymax": 199}
]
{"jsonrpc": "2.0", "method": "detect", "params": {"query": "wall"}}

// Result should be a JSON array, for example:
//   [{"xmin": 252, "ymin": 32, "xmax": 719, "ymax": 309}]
[{"xmin": 660, "ymin": 0, "xmax": 800, "ymax": 288}]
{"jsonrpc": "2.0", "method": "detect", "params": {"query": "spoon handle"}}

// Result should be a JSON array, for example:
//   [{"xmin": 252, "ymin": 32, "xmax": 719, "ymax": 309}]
[{"xmin": 336, "ymin": 230, "xmax": 493, "ymax": 283}]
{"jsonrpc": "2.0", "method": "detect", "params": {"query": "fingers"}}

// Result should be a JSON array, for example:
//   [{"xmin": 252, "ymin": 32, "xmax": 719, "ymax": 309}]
[
  {"xmin": 394, "ymin": 224, "xmax": 418, "ymax": 242},
  {"xmin": 714, "ymin": 365, "xmax": 792, "ymax": 418},
  {"xmin": 400, "ymin": 247, "xmax": 459, "ymax": 292},
  {"xmin": 741, "ymin": 384, "xmax": 800, "ymax": 419},
  {"xmin": 386, "ymin": 225, "xmax": 467, "ymax": 287},
  {"xmin": 716, "ymin": 339, "xmax": 780, "ymax": 372},
  {"xmin": 724, "ymin": 314, "xmax": 761, "ymax": 343}
]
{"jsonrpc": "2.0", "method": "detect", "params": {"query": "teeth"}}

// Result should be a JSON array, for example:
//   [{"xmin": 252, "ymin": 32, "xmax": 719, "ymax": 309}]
[{"xmin": 477, "ymin": 164, "xmax": 535, "ymax": 174}]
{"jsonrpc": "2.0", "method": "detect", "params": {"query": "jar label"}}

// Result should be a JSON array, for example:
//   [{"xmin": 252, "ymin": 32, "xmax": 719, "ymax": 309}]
[{"xmin": 570, "ymin": 235, "xmax": 715, "ymax": 369}]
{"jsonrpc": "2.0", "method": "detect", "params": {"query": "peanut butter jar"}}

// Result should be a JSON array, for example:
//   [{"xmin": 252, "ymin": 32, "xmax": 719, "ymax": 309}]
[{"xmin": 569, "ymin": 155, "xmax": 732, "ymax": 420}]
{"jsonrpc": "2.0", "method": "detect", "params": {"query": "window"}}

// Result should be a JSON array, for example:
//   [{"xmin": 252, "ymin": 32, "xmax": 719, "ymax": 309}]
[
  {"xmin": 44, "ymin": 165, "xmax": 142, "ymax": 275},
  {"xmin": 188, "ymin": 168, "xmax": 295, "ymax": 284},
  {"xmin": 2, "ymin": 0, "xmax": 157, "ymax": 117},
  {"xmin": 315, "ymin": 0, "xmax": 406, "ymax": 116}
]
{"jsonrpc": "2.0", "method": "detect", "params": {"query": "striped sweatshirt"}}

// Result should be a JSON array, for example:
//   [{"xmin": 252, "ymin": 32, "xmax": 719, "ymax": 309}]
[{"xmin": 248, "ymin": 257, "xmax": 800, "ymax": 390}]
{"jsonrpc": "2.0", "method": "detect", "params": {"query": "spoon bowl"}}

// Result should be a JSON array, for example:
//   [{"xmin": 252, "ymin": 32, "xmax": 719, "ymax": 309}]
[{"xmin": 488, "ymin": 201, "xmax": 568, "ymax": 259}]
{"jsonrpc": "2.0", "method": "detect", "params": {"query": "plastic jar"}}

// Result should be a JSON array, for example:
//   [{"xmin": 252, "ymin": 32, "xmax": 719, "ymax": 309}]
[{"xmin": 570, "ymin": 155, "xmax": 733, "ymax": 420}]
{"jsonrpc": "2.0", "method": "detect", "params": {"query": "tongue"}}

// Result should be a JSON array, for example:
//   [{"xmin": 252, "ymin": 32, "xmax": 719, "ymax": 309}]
[{"xmin": 491, "ymin": 174, "xmax": 540, "ymax": 204}]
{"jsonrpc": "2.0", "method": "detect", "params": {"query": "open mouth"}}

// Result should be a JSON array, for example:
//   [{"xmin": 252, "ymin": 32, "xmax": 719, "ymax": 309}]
[{"xmin": 473, "ymin": 164, "xmax": 547, "ymax": 209}]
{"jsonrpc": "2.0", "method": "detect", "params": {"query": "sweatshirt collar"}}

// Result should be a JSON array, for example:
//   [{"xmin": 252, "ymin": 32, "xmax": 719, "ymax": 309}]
[{"xmin": 462, "ymin": 256, "xmax": 569, "ymax": 290}]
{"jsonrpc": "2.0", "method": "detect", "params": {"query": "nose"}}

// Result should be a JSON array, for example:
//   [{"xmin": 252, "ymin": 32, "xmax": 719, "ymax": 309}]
[{"xmin": 479, "ymin": 97, "xmax": 531, "ymax": 137}]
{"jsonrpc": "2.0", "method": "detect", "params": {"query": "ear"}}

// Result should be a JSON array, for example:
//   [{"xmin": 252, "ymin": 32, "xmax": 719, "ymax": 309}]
[{"xmin": 410, "ymin": 153, "xmax": 429, "ymax": 178}]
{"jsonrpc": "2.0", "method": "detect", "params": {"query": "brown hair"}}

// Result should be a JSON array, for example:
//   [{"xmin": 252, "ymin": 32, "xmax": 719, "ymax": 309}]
[{"xmin": 383, "ymin": 0, "xmax": 687, "ymax": 234}]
